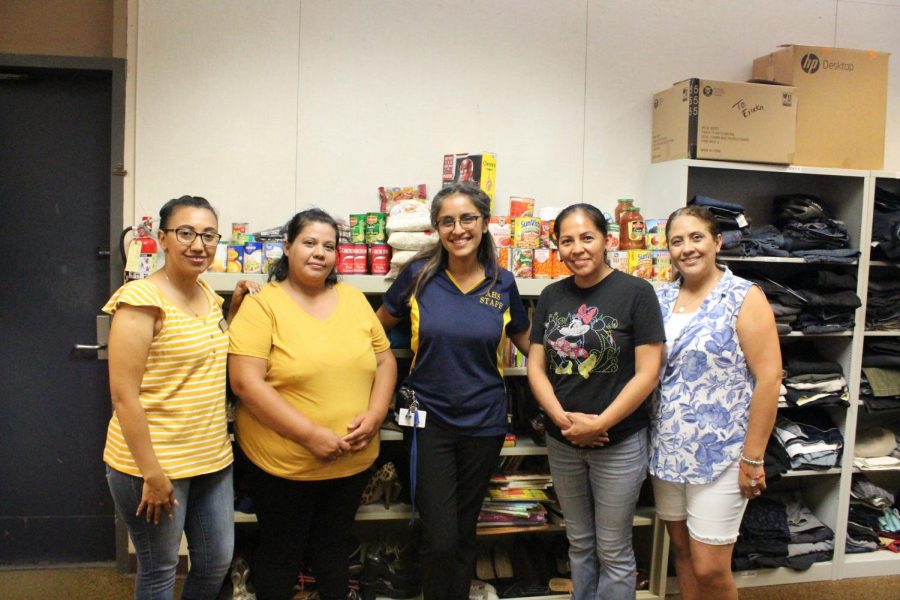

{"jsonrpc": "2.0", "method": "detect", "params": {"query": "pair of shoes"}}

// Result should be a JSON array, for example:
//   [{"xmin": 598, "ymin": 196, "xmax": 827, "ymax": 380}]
[
  {"xmin": 360, "ymin": 544, "xmax": 421, "ymax": 600},
  {"xmin": 359, "ymin": 463, "xmax": 402, "ymax": 509},
  {"xmin": 230, "ymin": 556, "xmax": 256, "ymax": 600},
  {"xmin": 475, "ymin": 543, "xmax": 513, "ymax": 580}
]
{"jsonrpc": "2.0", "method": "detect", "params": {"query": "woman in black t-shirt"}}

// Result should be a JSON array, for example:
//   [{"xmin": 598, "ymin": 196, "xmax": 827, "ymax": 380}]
[{"xmin": 527, "ymin": 203, "xmax": 664, "ymax": 600}]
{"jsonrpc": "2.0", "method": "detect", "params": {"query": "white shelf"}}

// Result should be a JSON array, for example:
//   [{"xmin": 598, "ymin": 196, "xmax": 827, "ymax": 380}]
[
  {"xmin": 780, "ymin": 331, "xmax": 853, "ymax": 337},
  {"xmin": 842, "ymin": 550, "xmax": 900, "ymax": 578},
  {"xmin": 869, "ymin": 260, "xmax": 900, "ymax": 268},
  {"xmin": 782, "ymin": 468, "xmax": 842, "ymax": 478},
  {"xmin": 719, "ymin": 255, "xmax": 859, "ymax": 266},
  {"xmin": 667, "ymin": 561, "xmax": 834, "ymax": 591},
  {"xmin": 864, "ymin": 330, "xmax": 900, "ymax": 337},
  {"xmin": 500, "ymin": 438, "xmax": 548, "ymax": 456}
]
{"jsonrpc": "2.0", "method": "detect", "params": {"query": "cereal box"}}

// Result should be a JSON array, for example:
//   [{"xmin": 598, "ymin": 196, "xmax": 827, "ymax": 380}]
[
  {"xmin": 606, "ymin": 250, "xmax": 629, "ymax": 273},
  {"xmin": 628, "ymin": 249, "xmax": 653, "ymax": 280},
  {"xmin": 652, "ymin": 250, "xmax": 672, "ymax": 282},
  {"xmin": 442, "ymin": 152, "xmax": 497, "ymax": 207},
  {"xmin": 262, "ymin": 241, "xmax": 284, "ymax": 274},
  {"xmin": 243, "ymin": 242, "xmax": 263, "ymax": 274}
]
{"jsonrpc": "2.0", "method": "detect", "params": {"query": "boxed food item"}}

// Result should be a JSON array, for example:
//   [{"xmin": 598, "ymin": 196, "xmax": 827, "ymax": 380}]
[
  {"xmin": 488, "ymin": 216, "xmax": 512, "ymax": 248},
  {"xmin": 652, "ymin": 78, "xmax": 797, "ymax": 164},
  {"xmin": 209, "ymin": 243, "xmax": 228, "ymax": 272},
  {"xmin": 262, "ymin": 241, "xmax": 284, "ymax": 274},
  {"xmin": 226, "ymin": 245, "xmax": 244, "ymax": 273},
  {"xmin": 752, "ymin": 44, "xmax": 889, "ymax": 169},
  {"xmin": 243, "ymin": 242, "xmax": 263, "ymax": 274},
  {"xmin": 442, "ymin": 152, "xmax": 497, "ymax": 207}
]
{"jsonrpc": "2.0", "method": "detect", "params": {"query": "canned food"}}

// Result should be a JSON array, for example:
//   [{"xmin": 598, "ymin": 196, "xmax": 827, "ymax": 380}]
[
  {"xmin": 352, "ymin": 244, "xmax": 368, "ymax": 274},
  {"xmin": 512, "ymin": 217, "xmax": 541, "ymax": 249},
  {"xmin": 533, "ymin": 248, "xmax": 552, "ymax": 278},
  {"xmin": 511, "ymin": 248, "xmax": 534, "ymax": 278},
  {"xmin": 539, "ymin": 220, "xmax": 554, "ymax": 249},
  {"xmin": 337, "ymin": 244, "xmax": 356, "ymax": 274},
  {"xmin": 368, "ymin": 243, "xmax": 391, "ymax": 275},
  {"xmin": 350, "ymin": 214, "xmax": 366, "ymax": 243},
  {"xmin": 509, "ymin": 196, "xmax": 535, "ymax": 218},
  {"xmin": 606, "ymin": 250, "xmax": 629, "ymax": 273},
  {"xmin": 551, "ymin": 250, "xmax": 571, "ymax": 278},
  {"xmin": 606, "ymin": 223, "xmax": 620, "ymax": 251},
  {"xmin": 365, "ymin": 212, "xmax": 387, "ymax": 244},
  {"xmin": 497, "ymin": 246, "xmax": 511, "ymax": 271}
]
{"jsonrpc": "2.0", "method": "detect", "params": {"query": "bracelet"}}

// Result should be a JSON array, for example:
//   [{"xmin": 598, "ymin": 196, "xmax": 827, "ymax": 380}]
[{"xmin": 740, "ymin": 454, "xmax": 765, "ymax": 466}]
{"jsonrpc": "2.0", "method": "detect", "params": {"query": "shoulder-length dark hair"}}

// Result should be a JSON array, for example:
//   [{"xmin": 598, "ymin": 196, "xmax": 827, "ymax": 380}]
[
  {"xmin": 402, "ymin": 182, "xmax": 498, "ymax": 297},
  {"xmin": 269, "ymin": 208, "xmax": 340, "ymax": 286}
]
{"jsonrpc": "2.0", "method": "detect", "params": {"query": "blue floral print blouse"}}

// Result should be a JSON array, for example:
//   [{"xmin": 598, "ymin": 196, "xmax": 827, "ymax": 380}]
[{"xmin": 650, "ymin": 268, "xmax": 755, "ymax": 484}]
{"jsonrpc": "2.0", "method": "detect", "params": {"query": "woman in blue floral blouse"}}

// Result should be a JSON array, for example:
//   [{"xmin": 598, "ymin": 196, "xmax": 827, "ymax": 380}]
[{"xmin": 649, "ymin": 206, "xmax": 781, "ymax": 600}]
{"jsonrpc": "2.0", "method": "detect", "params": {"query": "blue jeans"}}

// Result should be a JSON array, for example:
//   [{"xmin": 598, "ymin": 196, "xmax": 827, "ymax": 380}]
[
  {"xmin": 106, "ymin": 464, "xmax": 235, "ymax": 600},
  {"xmin": 547, "ymin": 430, "xmax": 648, "ymax": 600}
]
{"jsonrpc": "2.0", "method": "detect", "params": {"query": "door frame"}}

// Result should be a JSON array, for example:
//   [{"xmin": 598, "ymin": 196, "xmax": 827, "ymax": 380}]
[{"xmin": 0, "ymin": 52, "xmax": 127, "ymax": 568}]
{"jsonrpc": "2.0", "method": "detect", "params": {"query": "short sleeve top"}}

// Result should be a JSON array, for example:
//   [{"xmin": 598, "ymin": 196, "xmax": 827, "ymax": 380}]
[{"xmin": 381, "ymin": 261, "xmax": 530, "ymax": 436}]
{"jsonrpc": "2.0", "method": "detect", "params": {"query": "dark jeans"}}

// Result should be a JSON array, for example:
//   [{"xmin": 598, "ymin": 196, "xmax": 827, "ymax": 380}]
[
  {"xmin": 411, "ymin": 422, "xmax": 504, "ymax": 600},
  {"xmin": 244, "ymin": 457, "xmax": 368, "ymax": 600}
]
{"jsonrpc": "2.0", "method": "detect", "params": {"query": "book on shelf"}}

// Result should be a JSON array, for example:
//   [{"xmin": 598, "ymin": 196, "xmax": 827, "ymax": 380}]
[{"xmin": 487, "ymin": 487, "xmax": 550, "ymax": 501}]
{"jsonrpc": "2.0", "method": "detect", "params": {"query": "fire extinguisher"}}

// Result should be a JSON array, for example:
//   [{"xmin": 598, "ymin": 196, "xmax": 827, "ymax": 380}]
[{"xmin": 122, "ymin": 216, "xmax": 158, "ymax": 281}]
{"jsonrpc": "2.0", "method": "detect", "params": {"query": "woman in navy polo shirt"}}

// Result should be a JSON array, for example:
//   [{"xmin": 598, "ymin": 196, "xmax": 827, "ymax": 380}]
[{"xmin": 377, "ymin": 183, "xmax": 530, "ymax": 600}]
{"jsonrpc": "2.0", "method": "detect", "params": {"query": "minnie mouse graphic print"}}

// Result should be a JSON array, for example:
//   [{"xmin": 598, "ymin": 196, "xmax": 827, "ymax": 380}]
[{"xmin": 530, "ymin": 270, "xmax": 665, "ymax": 447}]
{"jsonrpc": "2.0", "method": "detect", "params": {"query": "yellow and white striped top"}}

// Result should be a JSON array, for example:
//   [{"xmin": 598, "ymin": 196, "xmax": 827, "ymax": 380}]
[{"xmin": 102, "ymin": 278, "xmax": 233, "ymax": 479}]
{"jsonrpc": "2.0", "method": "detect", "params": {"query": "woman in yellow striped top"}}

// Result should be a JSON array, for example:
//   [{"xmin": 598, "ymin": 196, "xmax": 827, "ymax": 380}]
[{"xmin": 104, "ymin": 195, "xmax": 257, "ymax": 599}]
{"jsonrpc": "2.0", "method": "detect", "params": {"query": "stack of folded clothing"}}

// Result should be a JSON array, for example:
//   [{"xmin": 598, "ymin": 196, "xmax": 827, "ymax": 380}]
[
  {"xmin": 847, "ymin": 475, "xmax": 900, "ymax": 553},
  {"xmin": 770, "ymin": 408, "xmax": 843, "ymax": 472},
  {"xmin": 779, "ymin": 345, "xmax": 850, "ymax": 407},
  {"xmin": 853, "ymin": 426, "xmax": 900, "ymax": 471},
  {"xmin": 861, "ymin": 339, "xmax": 900, "ymax": 413},
  {"xmin": 689, "ymin": 195, "xmax": 749, "ymax": 253},
  {"xmin": 733, "ymin": 492, "xmax": 834, "ymax": 571},
  {"xmin": 717, "ymin": 193, "xmax": 860, "ymax": 263},
  {"xmin": 871, "ymin": 185, "xmax": 900, "ymax": 262},
  {"xmin": 744, "ymin": 272, "xmax": 860, "ymax": 334},
  {"xmin": 865, "ymin": 271, "xmax": 900, "ymax": 331}
]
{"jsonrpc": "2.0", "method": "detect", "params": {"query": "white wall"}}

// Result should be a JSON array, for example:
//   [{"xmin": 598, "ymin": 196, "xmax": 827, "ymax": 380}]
[{"xmin": 131, "ymin": 0, "xmax": 900, "ymax": 230}]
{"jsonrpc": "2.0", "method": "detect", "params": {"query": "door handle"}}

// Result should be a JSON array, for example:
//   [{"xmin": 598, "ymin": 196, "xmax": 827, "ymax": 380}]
[
  {"xmin": 74, "ymin": 343, "xmax": 107, "ymax": 351},
  {"xmin": 74, "ymin": 315, "xmax": 110, "ymax": 360}
]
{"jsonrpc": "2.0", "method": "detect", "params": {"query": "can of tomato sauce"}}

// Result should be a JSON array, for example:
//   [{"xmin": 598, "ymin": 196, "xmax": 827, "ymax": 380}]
[
  {"xmin": 337, "ymin": 244, "xmax": 357, "ymax": 274},
  {"xmin": 368, "ymin": 243, "xmax": 391, "ymax": 275}
]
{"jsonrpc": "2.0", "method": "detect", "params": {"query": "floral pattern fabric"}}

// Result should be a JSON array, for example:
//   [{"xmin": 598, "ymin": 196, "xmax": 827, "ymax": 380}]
[{"xmin": 650, "ymin": 268, "xmax": 754, "ymax": 484}]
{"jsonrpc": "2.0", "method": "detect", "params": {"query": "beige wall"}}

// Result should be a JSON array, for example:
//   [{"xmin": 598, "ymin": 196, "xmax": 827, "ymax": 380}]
[{"xmin": 0, "ymin": 0, "xmax": 125, "ymax": 58}]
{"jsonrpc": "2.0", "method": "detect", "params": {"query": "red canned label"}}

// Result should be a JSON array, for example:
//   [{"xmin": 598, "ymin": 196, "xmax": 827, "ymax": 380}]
[
  {"xmin": 368, "ymin": 243, "xmax": 391, "ymax": 275},
  {"xmin": 352, "ymin": 243, "xmax": 368, "ymax": 274},
  {"xmin": 337, "ymin": 244, "xmax": 356, "ymax": 274}
]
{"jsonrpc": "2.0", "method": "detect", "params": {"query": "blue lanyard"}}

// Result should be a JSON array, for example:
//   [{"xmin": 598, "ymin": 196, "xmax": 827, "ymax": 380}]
[{"xmin": 408, "ymin": 395, "xmax": 419, "ymax": 526}]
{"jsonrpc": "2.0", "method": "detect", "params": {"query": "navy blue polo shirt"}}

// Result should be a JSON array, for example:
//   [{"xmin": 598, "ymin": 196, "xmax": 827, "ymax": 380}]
[{"xmin": 382, "ymin": 260, "xmax": 530, "ymax": 436}]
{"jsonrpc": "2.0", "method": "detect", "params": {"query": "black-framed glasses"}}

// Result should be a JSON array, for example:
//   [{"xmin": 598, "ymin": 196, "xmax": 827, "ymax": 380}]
[
  {"xmin": 161, "ymin": 228, "xmax": 223, "ymax": 246},
  {"xmin": 436, "ymin": 214, "xmax": 483, "ymax": 230}
]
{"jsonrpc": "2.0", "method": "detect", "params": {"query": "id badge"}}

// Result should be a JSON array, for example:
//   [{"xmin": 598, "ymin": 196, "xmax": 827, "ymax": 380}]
[{"xmin": 397, "ymin": 408, "xmax": 427, "ymax": 428}]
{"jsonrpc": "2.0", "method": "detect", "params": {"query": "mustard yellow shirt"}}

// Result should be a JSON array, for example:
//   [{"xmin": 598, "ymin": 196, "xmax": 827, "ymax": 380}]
[
  {"xmin": 228, "ymin": 281, "xmax": 390, "ymax": 480},
  {"xmin": 102, "ymin": 278, "xmax": 233, "ymax": 479}
]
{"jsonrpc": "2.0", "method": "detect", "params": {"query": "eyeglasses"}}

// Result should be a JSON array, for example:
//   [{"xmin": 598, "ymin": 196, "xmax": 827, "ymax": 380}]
[
  {"xmin": 162, "ymin": 228, "xmax": 223, "ymax": 246},
  {"xmin": 436, "ymin": 214, "xmax": 483, "ymax": 230}
]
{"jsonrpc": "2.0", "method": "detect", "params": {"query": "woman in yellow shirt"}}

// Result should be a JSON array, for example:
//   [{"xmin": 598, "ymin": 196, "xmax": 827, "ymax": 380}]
[
  {"xmin": 104, "ymin": 195, "xmax": 257, "ymax": 599},
  {"xmin": 229, "ymin": 208, "xmax": 397, "ymax": 600}
]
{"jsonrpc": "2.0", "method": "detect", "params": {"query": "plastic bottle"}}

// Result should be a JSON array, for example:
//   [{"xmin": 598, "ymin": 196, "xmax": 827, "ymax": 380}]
[
  {"xmin": 124, "ymin": 216, "xmax": 158, "ymax": 281},
  {"xmin": 614, "ymin": 198, "xmax": 634, "ymax": 228},
  {"xmin": 619, "ymin": 205, "xmax": 646, "ymax": 250}
]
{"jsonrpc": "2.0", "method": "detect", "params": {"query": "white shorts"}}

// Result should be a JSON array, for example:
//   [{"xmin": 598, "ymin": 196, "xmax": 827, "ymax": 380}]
[{"xmin": 650, "ymin": 460, "xmax": 749, "ymax": 545}]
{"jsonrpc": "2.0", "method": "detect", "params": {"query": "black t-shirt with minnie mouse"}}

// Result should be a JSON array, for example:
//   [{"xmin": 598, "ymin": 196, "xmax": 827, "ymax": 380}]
[{"xmin": 530, "ymin": 270, "xmax": 665, "ymax": 446}]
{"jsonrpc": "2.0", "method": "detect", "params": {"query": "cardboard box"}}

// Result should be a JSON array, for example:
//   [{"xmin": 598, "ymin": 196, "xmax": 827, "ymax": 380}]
[
  {"xmin": 752, "ymin": 45, "xmax": 889, "ymax": 169},
  {"xmin": 442, "ymin": 152, "xmax": 497, "ymax": 208},
  {"xmin": 652, "ymin": 78, "xmax": 797, "ymax": 164}
]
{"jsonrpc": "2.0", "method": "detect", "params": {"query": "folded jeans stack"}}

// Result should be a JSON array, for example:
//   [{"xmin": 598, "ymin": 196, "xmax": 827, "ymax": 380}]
[
  {"xmin": 847, "ymin": 476, "xmax": 900, "ymax": 553},
  {"xmin": 746, "ymin": 272, "xmax": 860, "ymax": 334},
  {"xmin": 865, "ymin": 274, "xmax": 900, "ymax": 330},
  {"xmin": 689, "ymin": 195, "xmax": 749, "ymax": 252},
  {"xmin": 770, "ymin": 408, "xmax": 843, "ymax": 472},
  {"xmin": 779, "ymin": 345, "xmax": 850, "ymax": 408},
  {"xmin": 733, "ymin": 492, "xmax": 834, "ymax": 571},
  {"xmin": 871, "ymin": 186, "xmax": 900, "ymax": 261}
]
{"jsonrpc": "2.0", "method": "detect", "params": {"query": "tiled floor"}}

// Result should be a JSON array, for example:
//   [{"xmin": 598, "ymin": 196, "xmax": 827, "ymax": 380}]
[{"xmin": 0, "ymin": 565, "xmax": 897, "ymax": 600}]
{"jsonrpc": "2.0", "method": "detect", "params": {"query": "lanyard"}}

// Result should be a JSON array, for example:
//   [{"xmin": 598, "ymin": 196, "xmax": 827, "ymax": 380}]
[{"xmin": 408, "ymin": 394, "xmax": 419, "ymax": 526}]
